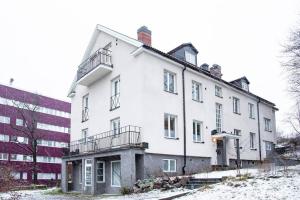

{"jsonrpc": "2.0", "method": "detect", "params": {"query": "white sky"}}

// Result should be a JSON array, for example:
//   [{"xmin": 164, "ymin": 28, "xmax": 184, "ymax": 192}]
[{"xmin": 0, "ymin": 0, "xmax": 299, "ymax": 135}]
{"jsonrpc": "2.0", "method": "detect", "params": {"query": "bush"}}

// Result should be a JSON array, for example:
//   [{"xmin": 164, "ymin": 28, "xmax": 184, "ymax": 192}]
[{"xmin": 120, "ymin": 186, "xmax": 133, "ymax": 195}]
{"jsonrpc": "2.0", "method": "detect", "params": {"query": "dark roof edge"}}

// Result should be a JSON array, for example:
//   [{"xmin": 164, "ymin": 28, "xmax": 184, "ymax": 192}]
[{"xmin": 142, "ymin": 45, "xmax": 277, "ymax": 108}]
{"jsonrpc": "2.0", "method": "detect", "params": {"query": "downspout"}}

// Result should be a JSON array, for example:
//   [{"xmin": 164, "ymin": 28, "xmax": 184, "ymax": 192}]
[
  {"xmin": 256, "ymin": 98, "xmax": 262, "ymax": 163},
  {"xmin": 182, "ymin": 66, "xmax": 187, "ymax": 175}
]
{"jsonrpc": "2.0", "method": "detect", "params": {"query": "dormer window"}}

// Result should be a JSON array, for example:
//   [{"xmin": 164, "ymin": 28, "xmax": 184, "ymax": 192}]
[
  {"xmin": 185, "ymin": 51, "xmax": 196, "ymax": 65},
  {"xmin": 241, "ymin": 81, "xmax": 249, "ymax": 91}
]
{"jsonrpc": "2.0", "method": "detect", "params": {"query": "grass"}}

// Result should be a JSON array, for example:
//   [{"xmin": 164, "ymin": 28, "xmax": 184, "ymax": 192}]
[{"xmin": 43, "ymin": 188, "xmax": 64, "ymax": 195}]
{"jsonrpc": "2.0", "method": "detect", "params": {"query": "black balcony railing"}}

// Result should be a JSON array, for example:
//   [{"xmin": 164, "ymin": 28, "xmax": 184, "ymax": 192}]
[
  {"xmin": 82, "ymin": 107, "xmax": 89, "ymax": 122},
  {"xmin": 110, "ymin": 93, "xmax": 120, "ymax": 110},
  {"xmin": 69, "ymin": 125, "xmax": 142, "ymax": 154},
  {"xmin": 77, "ymin": 48, "xmax": 113, "ymax": 81}
]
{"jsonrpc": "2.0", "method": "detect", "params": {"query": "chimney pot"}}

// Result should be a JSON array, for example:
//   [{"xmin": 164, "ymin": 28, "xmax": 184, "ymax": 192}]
[{"xmin": 137, "ymin": 26, "xmax": 152, "ymax": 46}]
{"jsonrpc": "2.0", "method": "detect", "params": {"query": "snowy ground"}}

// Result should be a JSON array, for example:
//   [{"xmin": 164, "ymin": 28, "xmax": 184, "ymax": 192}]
[{"xmin": 1, "ymin": 165, "xmax": 299, "ymax": 200}]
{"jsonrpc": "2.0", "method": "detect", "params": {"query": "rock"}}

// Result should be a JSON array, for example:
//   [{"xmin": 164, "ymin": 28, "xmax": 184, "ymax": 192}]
[{"xmin": 133, "ymin": 186, "xmax": 142, "ymax": 193}]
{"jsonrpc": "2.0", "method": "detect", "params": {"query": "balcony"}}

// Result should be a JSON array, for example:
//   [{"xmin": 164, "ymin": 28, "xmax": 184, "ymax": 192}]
[
  {"xmin": 81, "ymin": 107, "xmax": 89, "ymax": 122},
  {"xmin": 77, "ymin": 48, "xmax": 113, "ymax": 86},
  {"xmin": 110, "ymin": 93, "xmax": 120, "ymax": 111},
  {"xmin": 69, "ymin": 125, "xmax": 146, "ymax": 155}
]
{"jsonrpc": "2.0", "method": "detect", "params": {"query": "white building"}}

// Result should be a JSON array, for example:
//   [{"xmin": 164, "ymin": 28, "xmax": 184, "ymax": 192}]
[{"xmin": 61, "ymin": 25, "xmax": 278, "ymax": 195}]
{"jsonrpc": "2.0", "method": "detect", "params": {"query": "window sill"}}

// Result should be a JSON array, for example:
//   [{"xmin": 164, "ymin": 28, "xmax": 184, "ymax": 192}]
[
  {"xmin": 97, "ymin": 181, "xmax": 105, "ymax": 183},
  {"xmin": 265, "ymin": 130, "xmax": 272, "ymax": 132},
  {"xmin": 164, "ymin": 137, "xmax": 179, "ymax": 140},
  {"xmin": 110, "ymin": 106, "xmax": 120, "ymax": 111},
  {"xmin": 233, "ymin": 112, "xmax": 241, "ymax": 115},
  {"xmin": 192, "ymin": 99, "xmax": 203, "ymax": 103},
  {"xmin": 163, "ymin": 171, "xmax": 177, "ymax": 173},
  {"xmin": 193, "ymin": 141, "xmax": 204, "ymax": 144},
  {"xmin": 164, "ymin": 90, "xmax": 178, "ymax": 95},
  {"xmin": 81, "ymin": 119, "xmax": 89, "ymax": 123},
  {"xmin": 249, "ymin": 117, "xmax": 255, "ymax": 120},
  {"xmin": 250, "ymin": 148, "xmax": 257, "ymax": 151},
  {"xmin": 215, "ymin": 95, "xmax": 223, "ymax": 98}
]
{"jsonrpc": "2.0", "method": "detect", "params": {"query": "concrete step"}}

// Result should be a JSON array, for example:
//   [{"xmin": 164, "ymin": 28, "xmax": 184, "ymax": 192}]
[{"xmin": 185, "ymin": 178, "xmax": 222, "ymax": 189}]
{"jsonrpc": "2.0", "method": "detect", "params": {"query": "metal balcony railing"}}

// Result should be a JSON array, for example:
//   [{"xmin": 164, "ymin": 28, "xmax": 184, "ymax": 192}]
[
  {"xmin": 82, "ymin": 107, "xmax": 89, "ymax": 122},
  {"xmin": 110, "ymin": 93, "xmax": 120, "ymax": 110},
  {"xmin": 69, "ymin": 125, "xmax": 141, "ymax": 154},
  {"xmin": 77, "ymin": 48, "xmax": 113, "ymax": 81}
]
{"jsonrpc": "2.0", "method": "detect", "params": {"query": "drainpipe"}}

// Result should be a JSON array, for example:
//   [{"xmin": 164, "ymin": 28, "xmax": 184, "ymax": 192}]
[
  {"xmin": 182, "ymin": 66, "xmax": 187, "ymax": 175},
  {"xmin": 257, "ymin": 98, "xmax": 262, "ymax": 163}
]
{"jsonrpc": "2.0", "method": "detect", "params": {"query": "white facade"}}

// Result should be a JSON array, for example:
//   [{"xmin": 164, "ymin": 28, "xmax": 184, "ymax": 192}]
[{"xmin": 69, "ymin": 25, "xmax": 277, "ymax": 166}]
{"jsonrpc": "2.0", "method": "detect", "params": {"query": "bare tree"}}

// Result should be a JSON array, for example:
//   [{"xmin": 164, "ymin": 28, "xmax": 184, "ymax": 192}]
[
  {"xmin": 9, "ymin": 94, "xmax": 43, "ymax": 185},
  {"xmin": 282, "ymin": 25, "xmax": 300, "ymax": 99},
  {"xmin": 287, "ymin": 101, "xmax": 300, "ymax": 135}
]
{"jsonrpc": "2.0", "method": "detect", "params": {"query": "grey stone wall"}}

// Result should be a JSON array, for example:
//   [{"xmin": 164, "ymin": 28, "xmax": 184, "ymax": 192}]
[{"xmin": 144, "ymin": 153, "xmax": 211, "ymax": 178}]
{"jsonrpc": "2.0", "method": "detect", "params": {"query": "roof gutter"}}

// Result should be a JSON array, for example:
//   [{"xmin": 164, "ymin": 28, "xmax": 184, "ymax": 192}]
[
  {"xmin": 257, "ymin": 98, "xmax": 262, "ymax": 163},
  {"xmin": 182, "ymin": 65, "xmax": 187, "ymax": 175}
]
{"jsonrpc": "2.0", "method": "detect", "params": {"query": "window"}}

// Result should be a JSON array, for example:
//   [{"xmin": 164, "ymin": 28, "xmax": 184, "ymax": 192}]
[
  {"xmin": 0, "ymin": 153, "xmax": 8, "ymax": 160},
  {"xmin": 0, "ymin": 116, "xmax": 10, "ymax": 124},
  {"xmin": 82, "ymin": 94, "xmax": 89, "ymax": 122},
  {"xmin": 85, "ymin": 159, "xmax": 92, "ymax": 186},
  {"xmin": 265, "ymin": 141, "xmax": 272, "ymax": 151},
  {"xmin": 233, "ymin": 129, "xmax": 241, "ymax": 147},
  {"xmin": 264, "ymin": 118, "xmax": 272, "ymax": 132},
  {"xmin": 111, "ymin": 77, "xmax": 121, "ymax": 110},
  {"xmin": 248, "ymin": 103, "xmax": 255, "ymax": 119},
  {"xmin": 215, "ymin": 85, "xmax": 222, "ymax": 97},
  {"xmin": 164, "ymin": 114, "xmax": 176, "ymax": 139},
  {"xmin": 233, "ymin": 97, "xmax": 240, "ymax": 114},
  {"xmin": 111, "ymin": 118, "xmax": 120, "ymax": 135},
  {"xmin": 193, "ymin": 120, "xmax": 203, "ymax": 142},
  {"xmin": 185, "ymin": 51, "xmax": 196, "ymax": 65},
  {"xmin": 96, "ymin": 161, "xmax": 105, "ymax": 183},
  {"xmin": 192, "ymin": 81, "xmax": 202, "ymax": 102},
  {"xmin": 36, "ymin": 173, "xmax": 56, "ymax": 180},
  {"xmin": 164, "ymin": 70, "xmax": 176, "ymax": 93},
  {"xmin": 111, "ymin": 161, "xmax": 121, "ymax": 187},
  {"xmin": 0, "ymin": 134, "xmax": 9, "ymax": 142},
  {"xmin": 10, "ymin": 154, "xmax": 17, "ymax": 161},
  {"xmin": 23, "ymin": 155, "xmax": 32, "ymax": 162},
  {"xmin": 250, "ymin": 132, "xmax": 255, "ymax": 149},
  {"xmin": 16, "ymin": 119, "xmax": 23, "ymax": 126},
  {"xmin": 163, "ymin": 159, "xmax": 176, "ymax": 172},
  {"xmin": 37, "ymin": 123, "xmax": 69, "ymax": 134},
  {"xmin": 215, "ymin": 103, "xmax": 222, "ymax": 133},
  {"xmin": 241, "ymin": 81, "xmax": 249, "ymax": 91},
  {"xmin": 81, "ymin": 129, "xmax": 88, "ymax": 143}
]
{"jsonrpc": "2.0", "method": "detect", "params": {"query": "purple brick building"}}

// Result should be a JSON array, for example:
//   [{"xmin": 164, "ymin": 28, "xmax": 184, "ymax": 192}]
[{"xmin": 0, "ymin": 84, "xmax": 70, "ymax": 185}]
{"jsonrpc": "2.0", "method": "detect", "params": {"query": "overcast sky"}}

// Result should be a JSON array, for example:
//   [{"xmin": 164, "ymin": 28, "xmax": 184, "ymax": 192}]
[{"xmin": 0, "ymin": 0, "xmax": 299, "ymax": 135}]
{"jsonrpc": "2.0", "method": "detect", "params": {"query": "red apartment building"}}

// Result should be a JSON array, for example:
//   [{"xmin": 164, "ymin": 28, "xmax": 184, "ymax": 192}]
[{"xmin": 0, "ymin": 84, "xmax": 70, "ymax": 185}]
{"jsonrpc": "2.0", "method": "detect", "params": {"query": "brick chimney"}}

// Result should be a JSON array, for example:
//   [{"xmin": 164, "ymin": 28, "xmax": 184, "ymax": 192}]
[
  {"xmin": 137, "ymin": 26, "xmax": 151, "ymax": 46},
  {"xmin": 210, "ymin": 64, "xmax": 223, "ymax": 79}
]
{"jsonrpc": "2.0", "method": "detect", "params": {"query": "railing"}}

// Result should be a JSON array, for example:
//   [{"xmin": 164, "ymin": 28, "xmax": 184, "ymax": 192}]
[
  {"xmin": 77, "ymin": 48, "xmax": 113, "ymax": 81},
  {"xmin": 82, "ymin": 107, "xmax": 89, "ymax": 122},
  {"xmin": 69, "ymin": 125, "xmax": 141, "ymax": 154},
  {"xmin": 110, "ymin": 93, "xmax": 120, "ymax": 110}
]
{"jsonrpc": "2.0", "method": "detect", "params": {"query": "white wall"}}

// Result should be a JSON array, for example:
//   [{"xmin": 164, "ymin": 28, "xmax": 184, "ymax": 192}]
[{"xmin": 70, "ymin": 30, "xmax": 277, "ymax": 165}]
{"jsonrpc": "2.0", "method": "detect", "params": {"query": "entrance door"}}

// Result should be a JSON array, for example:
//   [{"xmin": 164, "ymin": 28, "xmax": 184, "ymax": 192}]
[{"xmin": 216, "ymin": 140, "xmax": 224, "ymax": 165}]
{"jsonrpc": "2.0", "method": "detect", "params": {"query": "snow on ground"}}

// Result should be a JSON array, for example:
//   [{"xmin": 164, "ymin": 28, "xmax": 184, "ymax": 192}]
[{"xmin": 1, "ymin": 165, "xmax": 300, "ymax": 200}]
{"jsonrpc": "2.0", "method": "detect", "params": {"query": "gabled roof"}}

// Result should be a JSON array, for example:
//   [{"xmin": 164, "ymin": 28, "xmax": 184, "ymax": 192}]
[
  {"xmin": 230, "ymin": 76, "xmax": 250, "ymax": 84},
  {"xmin": 168, "ymin": 43, "xmax": 199, "ymax": 55}
]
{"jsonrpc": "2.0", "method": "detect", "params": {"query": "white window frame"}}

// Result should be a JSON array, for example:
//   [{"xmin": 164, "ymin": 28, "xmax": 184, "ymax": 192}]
[
  {"xmin": 164, "ymin": 70, "xmax": 177, "ymax": 93},
  {"xmin": 248, "ymin": 103, "xmax": 255, "ymax": 119},
  {"xmin": 192, "ymin": 81, "xmax": 202, "ymax": 102},
  {"xmin": 241, "ymin": 81, "xmax": 249, "ymax": 91},
  {"xmin": 111, "ymin": 160, "xmax": 121, "ymax": 187},
  {"xmin": 16, "ymin": 119, "xmax": 24, "ymax": 126},
  {"xmin": 264, "ymin": 118, "xmax": 272, "ymax": 132},
  {"xmin": 233, "ymin": 129, "xmax": 241, "ymax": 147},
  {"xmin": 0, "ymin": 134, "xmax": 9, "ymax": 142},
  {"xmin": 163, "ymin": 159, "xmax": 176, "ymax": 172},
  {"xmin": 85, "ymin": 159, "xmax": 92, "ymax": 186},
  {"xmin": 0, "ymin": 153, "xmax": 8, "ymax": 160},
  {"xmin": 233, "ymin": 97, "xmax": 240, "ymax": 114},
  {"xmin": 216, "ymin": 103, "xmax": 222, "ymax": 133},
  {"xmin": 164, "ymin": 113, "xmax": 177, "ymax": 139},
  {"xmin": 96, "ymin": 161, "xmax": 105, "ymax": 183},
  {"xmin": 81, "ymin": 128, "xmax": 88, "ymax": 143},
  {"xmin": 193, "ymin": 120, "xmax": 203, "ymax": 142},
  {"xmin": 185, "ymin": 51, "xmax": 196, "ymax": 65},
  {"xmin": 111, "ymin": 117, "xmax": 120, "ymax": 135},
  {"xmin": 250, "ymin": 132, "xmax": 255, "ymax": 149},
  {"xmin": 215, "ymin": 85, "xmax": 222, "ymax": 98},
  {"xmin": 0, "ymin": 116, "xmax": 10, "ymax": 124},
  {"xmin": 111, "ymin": 77, "xmax": 120, "ymax": 97},
  {"xmin": 265, "ymin": 141, "xmax": 272, "ymax": 151}
]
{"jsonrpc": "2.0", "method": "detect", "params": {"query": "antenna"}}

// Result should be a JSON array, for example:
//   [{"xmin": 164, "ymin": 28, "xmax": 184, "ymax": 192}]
[{"xmin": 9, "ymin": 78, "xmax": 14, "ymax": 86}]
